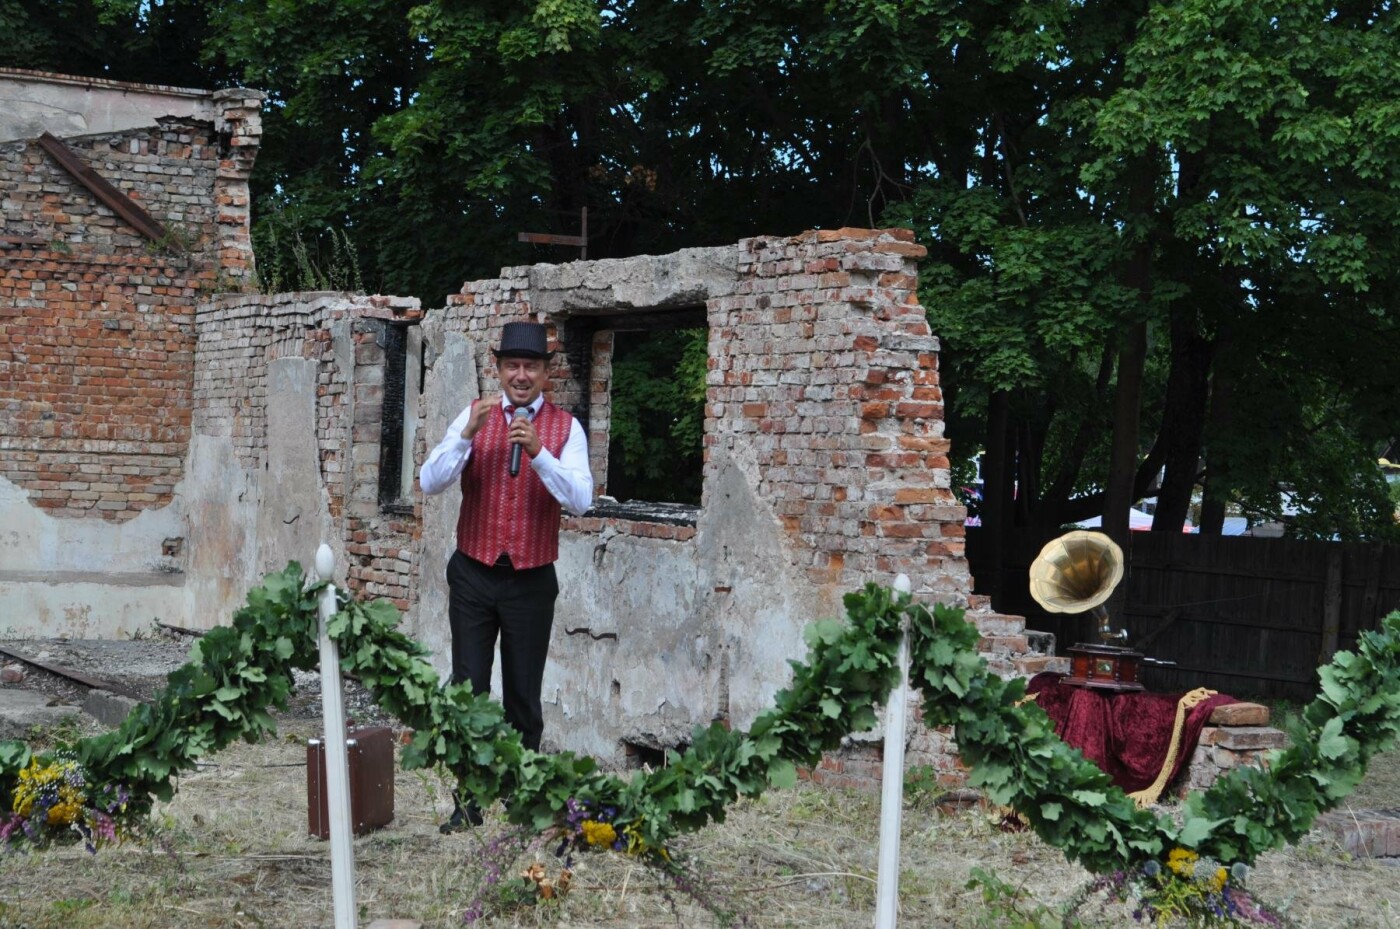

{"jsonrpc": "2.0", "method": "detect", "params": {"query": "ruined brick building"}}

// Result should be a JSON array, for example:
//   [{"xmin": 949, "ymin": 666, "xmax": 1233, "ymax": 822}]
[
  {"xmin": 1, "ymin": 69, "xmax": 262, "ymax": 630},
  {"xmin": 3, "ymin": 69, "xmax": 1064, "ymax": 783}
]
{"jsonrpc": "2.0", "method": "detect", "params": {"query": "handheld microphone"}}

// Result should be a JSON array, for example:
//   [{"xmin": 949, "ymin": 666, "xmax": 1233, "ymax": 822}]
[{"xmin": 508, "ymin": 406, "xmax": 528, "ymax": 477}]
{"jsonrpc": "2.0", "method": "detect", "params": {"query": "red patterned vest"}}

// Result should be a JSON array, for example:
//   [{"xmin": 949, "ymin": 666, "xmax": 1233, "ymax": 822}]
[{"xmin": 456, "ymin": 399, "xmax": 574, "ymax": 569}]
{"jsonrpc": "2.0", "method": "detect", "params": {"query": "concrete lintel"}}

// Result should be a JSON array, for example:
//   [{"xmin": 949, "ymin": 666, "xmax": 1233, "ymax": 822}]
[
  {"xmin": 0, "ymin": 67, "xmax": 219, "ymax": 144},
  {"xmin": 527, "ymin": 246, "xmax": 739, "ymax": 315},
  {"xmin": 0, "ymin": 570, "xmax": 183, "ymax": 587}
]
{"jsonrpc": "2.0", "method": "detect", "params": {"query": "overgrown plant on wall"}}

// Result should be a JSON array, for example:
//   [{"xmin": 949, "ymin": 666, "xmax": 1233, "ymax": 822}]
[{"xmin": 254, "ymin": 212, "xmax": 365, "ymax": 294}]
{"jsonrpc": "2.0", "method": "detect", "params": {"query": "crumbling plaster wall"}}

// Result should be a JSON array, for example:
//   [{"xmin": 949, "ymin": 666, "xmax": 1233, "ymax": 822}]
[
  {"xmin": 0, "ymin": 70, "xmax": 259, "ymax": 636},
  {"xmin": 183, "ymin": 292, "xmax": 423, "ymax": 628},
  {"xmin": 413, "ymin": 228, "xmax": 969, "ymax": 762}
]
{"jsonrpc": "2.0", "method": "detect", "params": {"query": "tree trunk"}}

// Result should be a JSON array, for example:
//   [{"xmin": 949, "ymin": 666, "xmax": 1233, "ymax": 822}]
[
  {"xmin": 1103, "ymin": 159, "xmax": 1156, "ymax": 550},
  {"xmin": 1103, "ymin": 321, "xmax": 1148, "ymax": 550},
  {"xmin": 1015, "ymin": 415, "xmax": 1040, "ymax": 526},
  {"xmin": 1152, "ymin": 307, "xmax": 1214, "ymax": 531},
  {"xmin": 1198, "ymin": 496, "xmax": 1226, "ymax": 535},
  {"xmin": 1199, "ymin": 366, "xmax": 1236, "ymax": 536},
  {"xmin": 1041, "ymin": 346, "xmax": 1114, "ymax": 525}
]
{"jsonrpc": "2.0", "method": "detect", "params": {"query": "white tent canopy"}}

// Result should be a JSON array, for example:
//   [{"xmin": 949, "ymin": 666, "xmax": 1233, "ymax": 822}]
[
  {"xmin": 1073, "ymin": 510, "xmax": 1251, "ymax": 534},
  {"xmin": 1073, "ymin": 508, "xmax": 1156, "ymax": 531}
]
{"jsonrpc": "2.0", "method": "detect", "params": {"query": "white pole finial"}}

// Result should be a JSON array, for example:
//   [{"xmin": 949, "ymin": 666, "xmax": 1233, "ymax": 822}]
[
  {"xmin": 893, "ymin": 573, "xmax": 911, "ymax": 594},
  {"xmin": 316, "ymin": 543, "xmax": 335, "ymax": 582}
]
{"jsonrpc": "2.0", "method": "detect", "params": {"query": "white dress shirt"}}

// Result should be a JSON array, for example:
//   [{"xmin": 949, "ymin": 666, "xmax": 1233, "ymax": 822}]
[{"xmin": 420, "ymin": 395, "xmax": 594, "ymax": 516}]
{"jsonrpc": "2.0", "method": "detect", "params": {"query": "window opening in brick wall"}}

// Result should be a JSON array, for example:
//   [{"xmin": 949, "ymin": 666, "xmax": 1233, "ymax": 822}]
[
  {"xmin": 604, "ymin": 324, "xmax": 707, "ymax": 508},
  {"xmin": 378, "ymin": 321, "xmax": 422, "ymax": 512}
]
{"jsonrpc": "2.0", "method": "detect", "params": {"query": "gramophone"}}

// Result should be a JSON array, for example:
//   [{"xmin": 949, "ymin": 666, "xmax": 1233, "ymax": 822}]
[{"xmin": 1029, "ymin": 530, "xmax": 1145, "ymax": 692}]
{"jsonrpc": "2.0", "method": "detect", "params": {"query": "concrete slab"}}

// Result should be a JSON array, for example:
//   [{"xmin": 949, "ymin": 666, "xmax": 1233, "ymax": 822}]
[
  {"xmin": 0, "ymin": 68, "xmax": 216, "ymax": 144},
  {"xmin": 0, "ymin": 688, "xmax": 82, "ymax": 740},
  {"xmin": 83, "ymin": 689, "xmax": 140, "ymax": 728}
]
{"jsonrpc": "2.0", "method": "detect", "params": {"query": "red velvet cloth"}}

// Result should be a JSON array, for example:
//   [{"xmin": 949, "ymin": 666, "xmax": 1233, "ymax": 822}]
[{"xmin": 1026, "ymin": 672, "xmax": 1236, "ymax": 795}]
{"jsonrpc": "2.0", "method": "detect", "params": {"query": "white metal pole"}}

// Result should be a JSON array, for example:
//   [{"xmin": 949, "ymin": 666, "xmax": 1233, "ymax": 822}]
[
  {"xmin": 316, "ymin": 543, "xmax": 358, "ymax": 929},
  {"xmin": 875, "ymin": 573, "xmax": 912, "ymax": 929}
]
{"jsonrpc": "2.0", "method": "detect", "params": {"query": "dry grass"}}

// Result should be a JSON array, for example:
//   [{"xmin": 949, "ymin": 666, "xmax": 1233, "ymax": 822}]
[{"xmin": 2, "ymin": 717, "xmax": 1399, "ymax": 929}]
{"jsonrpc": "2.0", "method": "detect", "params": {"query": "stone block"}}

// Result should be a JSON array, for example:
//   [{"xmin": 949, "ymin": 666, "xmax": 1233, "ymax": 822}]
[
  {"xmin": 83, "ymin": 689, "xmax": 141, "ymax": 728},
  {"xmin": 1198, "ymin": 726, "xmax": 1288, "ymax": 751},
  {"xmin": 977, "ymin": 634, "xmax": 1030, "ymax": 656},
  {"xmin": 1207, "ymin": 702, "xmax": 1271, "ymax": 727},
  {"xmin": 971, "ymin": 613, "xmax": 1026, "ymax": 636},
  {"xmin": 1315, "ymin": 809, "xmax": 1400, "ymax": 858},
  {"xmin": 1013, "ymin": 655, "xmax": 1070, "ymax": 677},
  {"xmin": 0, "ymin": 691, "xmax": 81, "ymax": 740}
]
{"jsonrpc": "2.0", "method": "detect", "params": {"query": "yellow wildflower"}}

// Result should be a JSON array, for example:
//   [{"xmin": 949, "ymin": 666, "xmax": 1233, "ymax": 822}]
[
  {"xmin": 1210, "ymin": 867, "xmax": 1228, "ymax": 893},
  {"xmin": 622, "ymin": 821, "xmax": 670, "ymax": 861},
  {"xmin": 11, "ymin": 757, "xmax": 87, "ymax": 826},
  {"xmin": 1166, "ymin": 847, "xmax": 1198, "ymax": 878},
  {"xmin": 581, "ymin": 819, "xmax": 617, "ymax": 847},
  {"xmin": 47, "ymin": 798, "xmax": 82, "ymax": 826}
]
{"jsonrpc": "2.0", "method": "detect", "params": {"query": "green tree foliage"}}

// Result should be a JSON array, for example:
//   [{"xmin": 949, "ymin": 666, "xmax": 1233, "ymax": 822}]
[
  {"xmin": 203, "ymin": 0, "xmax": 437, "ymax": 296},
  {"xmin": 606, "ymin": 329, "xmax": 707, "ymax": 504},
  {"xmin": 0, "ymin": 0, "xmax": 223, "ymax": 86},
  {"xmin": 191, "ymin": 0, "xmax": 941, "ymax": 300},
  {"xmin": 880, "ymin": 0, "xmax": 1400, "ymax": 547},
  {"xmin": 5, "ymin": 0, "xmax": 1397, "ymax": 542}
]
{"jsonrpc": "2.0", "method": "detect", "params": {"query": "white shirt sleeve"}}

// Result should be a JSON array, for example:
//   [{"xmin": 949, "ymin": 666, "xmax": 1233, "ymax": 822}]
[
  {"xmin": 419, "ymin": 404, "xmax": 476, "ymax": 496},
  {"xmin": 531, "ymin": 417, "xmax": 595, "ymax": 516},
  {"xmin": 419, "ymin": 403, "xmax": 594, "ymax": 516}
]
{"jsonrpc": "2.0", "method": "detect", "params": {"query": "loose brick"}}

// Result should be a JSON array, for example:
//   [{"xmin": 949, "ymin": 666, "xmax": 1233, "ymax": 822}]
[
  {"xmin": 1207, "ymin": 702, "xmax": 1271, "ymax": 727},
  {"xmin": 1197, "ymin": 726, "xmax": 1289, "ymax": 751}
]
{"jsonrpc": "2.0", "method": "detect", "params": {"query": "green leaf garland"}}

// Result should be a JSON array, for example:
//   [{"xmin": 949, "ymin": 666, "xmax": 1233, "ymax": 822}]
[{"xmin": 3, "ymin": 562, "xmax": 1400, "ymax": 881}]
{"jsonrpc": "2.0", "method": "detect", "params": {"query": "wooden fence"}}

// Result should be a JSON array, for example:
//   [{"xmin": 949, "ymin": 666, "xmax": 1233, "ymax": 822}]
[{"xmin": 966, "ymin": 529, "xmax": 1400, "ymax": 702}]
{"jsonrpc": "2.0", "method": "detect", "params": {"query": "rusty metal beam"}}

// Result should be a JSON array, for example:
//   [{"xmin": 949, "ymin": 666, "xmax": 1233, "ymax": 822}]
[
  {"xmin": 0, "ymin": 644, "xmax": 140, "ymax": 698},
  {"xmin": 36, "ymin": 131, "xmax": 173, "ymax": 248}
]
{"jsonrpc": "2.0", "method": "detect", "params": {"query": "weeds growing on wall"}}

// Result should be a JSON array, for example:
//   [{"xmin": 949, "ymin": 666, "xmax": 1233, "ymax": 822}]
[{"xmin": 255, "ymin": 210, "xmax": 364, "ymax": 294}]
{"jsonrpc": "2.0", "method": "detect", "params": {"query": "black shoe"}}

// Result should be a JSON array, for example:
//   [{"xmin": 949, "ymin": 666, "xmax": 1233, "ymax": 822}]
[{"xmin": 439, "ymin": 801, "xmax": 484, "ymax": 834}]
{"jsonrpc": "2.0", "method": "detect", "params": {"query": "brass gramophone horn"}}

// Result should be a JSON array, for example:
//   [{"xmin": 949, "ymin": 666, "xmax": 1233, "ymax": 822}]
[
  {"xmin": 1028, "ymin": 530, "xmax": 1124, "ymax": 627},
  {"xmin": 1031, "ymin": 530, "xmax": 1144, "ymax": 690}
]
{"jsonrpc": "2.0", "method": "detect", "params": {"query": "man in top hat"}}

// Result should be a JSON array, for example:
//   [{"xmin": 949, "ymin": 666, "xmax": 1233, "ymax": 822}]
[{"xmin": 420, "ymin": 320, "xmax": 594, "ymax": 830}]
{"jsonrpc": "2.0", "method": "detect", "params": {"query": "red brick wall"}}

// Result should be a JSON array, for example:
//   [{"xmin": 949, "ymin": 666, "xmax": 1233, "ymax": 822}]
[
  {"xmin": 711, "ymin": 228, "xmax": 968, "ymax": 602},
  {"xmin": 419, "ymin": 231, "xmax": 977, "ymax": 769},
  {"xmin": 344, "ymin": 315, "xmax": 420, "ymax": 610},
  {"xmin": 1, "ymin": 123, "xmax": 222, "ymax": 521},
  {"xmin": 195, "ymin": 294, "xmax": 348, "ymax": 472}
]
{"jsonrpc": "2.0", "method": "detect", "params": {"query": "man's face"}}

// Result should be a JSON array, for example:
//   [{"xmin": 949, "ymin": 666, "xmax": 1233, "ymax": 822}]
[{"xmin": 498, "ymin": 355, "xmax": 548, "ymax": 407}]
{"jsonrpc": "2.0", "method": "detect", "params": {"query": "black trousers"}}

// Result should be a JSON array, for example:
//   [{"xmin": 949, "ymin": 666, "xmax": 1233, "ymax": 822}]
[{"xmin": 446, "ymin": 550, "xmax": 559, "ymax": 751}]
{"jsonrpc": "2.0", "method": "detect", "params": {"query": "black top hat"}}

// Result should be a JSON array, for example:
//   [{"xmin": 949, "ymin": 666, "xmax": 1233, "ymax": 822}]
[{"xmin": 493, "ymin": 321, "xmax": 553, "ymax": 360}]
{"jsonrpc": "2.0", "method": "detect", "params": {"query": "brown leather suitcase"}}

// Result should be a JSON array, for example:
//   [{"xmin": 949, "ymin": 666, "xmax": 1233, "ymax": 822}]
[{"xmin": 307, "ymin": 726, "xmax": 396, "ymax": 839}]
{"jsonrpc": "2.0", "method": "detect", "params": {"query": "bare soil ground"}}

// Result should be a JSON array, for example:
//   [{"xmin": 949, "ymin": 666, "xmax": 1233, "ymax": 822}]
[{"xmin": 2, "ymin": 639, "xmax": 1399, "ymax": 928}]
